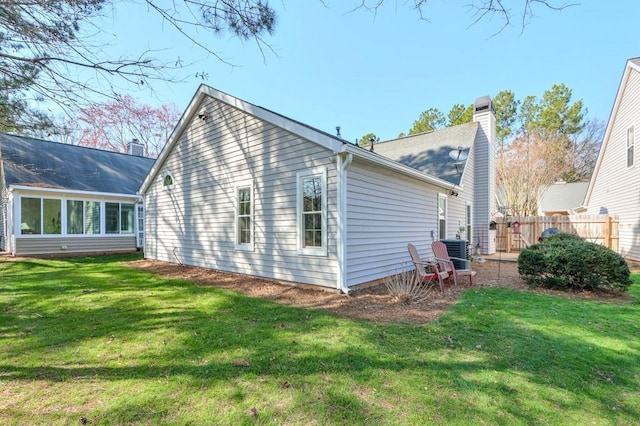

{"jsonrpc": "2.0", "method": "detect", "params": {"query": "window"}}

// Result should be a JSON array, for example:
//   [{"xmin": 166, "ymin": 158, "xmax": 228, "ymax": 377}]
[
  {"xmin": 20, "ymin": 197, "xmax": 60, "ymax": 235},
  {"xmin": 20, "ymin": 197, "xmax": 41, "ymax": 234},
  {"xmin": 67, "ymin": 200, "xmax": 84, "ymax": 234},
  {"xmin": 85, "ymin": 201, "xmax": 101, "ymax": 234},
  {"xmin": 106, "ymin": 202, "xmax": 135, "ymax": 234},
  {"xmin": 236, "ymin": 186, "xmax": 253, "ymax": 249},
  {"xmin": 163, "ymin": 174, "xmax": 174, "ymax": 188},
  {"xmin": 465, "ymin": 203, "xmax": 473, "ymax": 243},
  {"xmin": 438, "ymin": 194, "xmax": 447, "ymax": 240},
  {"xmin": 18, "ymin": 197, "xmax": 135, "ymax": 237},
  {"xmin": 121, "ymin": 204, "xmax": 135, "ymax": 234},
  {"xmin": 106, "ymin": 203, "xmax": 120, "ymax": 234},
  {"xmin": 628, "ymin": 126, "xmax": 635, "ymax": 168},
  {"xmin": 297, "ymin": 169, "xmax": 327, "ymax": 255},
  {"xmin": 43, "ymin": 199, "xmax": 61, "ymax": 234}
]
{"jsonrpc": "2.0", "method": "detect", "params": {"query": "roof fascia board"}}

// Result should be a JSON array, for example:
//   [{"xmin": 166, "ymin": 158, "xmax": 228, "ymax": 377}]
[
  {"xmin": 141, "ymin": 85, "xmax": 345, "ymax": 194},
  {"xmin": 340, "ymin": 144, "xmax": 461, "ymax": 190},
  {"xmin": 583, "ymin": 59, "xmax": 636, "ymax": 206},
  {"xmin": 9, "ymin": 185, "xmax": 142, "ymax": 200}
]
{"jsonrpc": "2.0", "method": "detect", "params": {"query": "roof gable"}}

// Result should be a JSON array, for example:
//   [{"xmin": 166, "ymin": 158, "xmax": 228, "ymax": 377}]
[
  {"xmin": 0, "ymin": 133, "xmax": 154, "ymax": 194},
  {"xmin": 141, "ymin": 85, "xmax": 471, "ymax": 194},
  {"xmin": 583, "ymin": 58, "xmax": 640, "ymax": 207},
  {"xmin": 371, "ymin": 122, "xmax": 479, "ymax": 185}
]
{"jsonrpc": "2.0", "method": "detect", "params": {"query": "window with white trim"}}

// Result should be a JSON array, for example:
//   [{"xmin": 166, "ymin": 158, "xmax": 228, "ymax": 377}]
[
  {"xmin": 465, "ymin": 203, "xmax": 473, "ymax": 243},
  {"xmin": 236, "ymin": 184, "xmax": 253, "ymax": 250},
  {"xmin": 106, "ymin": 202, "xmax": 135, "ymax": 234},
  {"xmin": 163, "ymin": 174, "xmax": 174, "ymax": 188},
  {"xmin": 438, "ymin": 193, "xmax": 447, "ymax": 240},
  {"xmin": 20, "ymin": 197, "xmax": 61, "ymax": 235},
  {"xmin": 627, "ymin": 126, "xmax": 635, "ymax": 168},
  {"xmin": 297, "ymin": 168, "xmax": 327, "ymax": 256}
]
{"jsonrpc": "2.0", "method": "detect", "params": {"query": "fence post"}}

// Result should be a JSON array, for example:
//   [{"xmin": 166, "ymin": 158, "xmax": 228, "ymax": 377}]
[{"xmin": 604, "ymin": 215, "xmax": 612, "ymax": 249}]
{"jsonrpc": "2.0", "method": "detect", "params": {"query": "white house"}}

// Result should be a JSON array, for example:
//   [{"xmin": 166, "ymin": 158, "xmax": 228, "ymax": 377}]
[
  {"xmin": 140, "ymin": 85, "xmax": 496, "ymax": 292},
  {"xmin": 0, "ymin": 134, "xmax": 153, "ymax": 256},
  {"xmin": 579, "ymin": 57, "xmax": 640, "ymax": 261}
]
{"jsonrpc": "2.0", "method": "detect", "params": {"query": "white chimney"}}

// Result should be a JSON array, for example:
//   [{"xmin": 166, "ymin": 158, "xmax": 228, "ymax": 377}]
[
  {"xmin": 472, "ymin": 96, "xmax": 496, "ymax": 255},
  {"xmin": 127, "ymin": 139, "xmax": 145, "ymax": 157}
]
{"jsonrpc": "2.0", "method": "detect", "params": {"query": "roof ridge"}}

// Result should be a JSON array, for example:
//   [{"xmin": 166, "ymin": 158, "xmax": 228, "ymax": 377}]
[{"xmin": 0, "ymin": 132, "xmax": 155, "ymax": 161}]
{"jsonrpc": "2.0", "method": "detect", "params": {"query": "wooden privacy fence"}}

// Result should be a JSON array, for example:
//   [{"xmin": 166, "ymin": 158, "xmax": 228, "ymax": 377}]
[{"xmin": 492, "ymin": 215, "xmax": 619, "ymax": 253}]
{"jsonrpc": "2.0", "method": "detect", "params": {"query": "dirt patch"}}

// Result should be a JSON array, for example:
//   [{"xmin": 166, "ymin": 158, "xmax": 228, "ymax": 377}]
[{"xmin": 129, "ymin": 259, "xmax": 633, "ymax": 324}]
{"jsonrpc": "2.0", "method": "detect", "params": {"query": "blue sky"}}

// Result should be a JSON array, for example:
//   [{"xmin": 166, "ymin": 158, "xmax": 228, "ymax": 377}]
[{"xmin": 96, "ymin": 1, "xmax": 640, "ymax": 142}]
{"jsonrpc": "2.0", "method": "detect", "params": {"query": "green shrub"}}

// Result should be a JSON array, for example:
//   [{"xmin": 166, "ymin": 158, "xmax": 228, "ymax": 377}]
[
  {"xmin": 541, "ymin": 232, "xmax": 584, "ymax": 242},
  {"xmin": 518, "ymin": 237, "xmax": 632, "ymax": 292}
]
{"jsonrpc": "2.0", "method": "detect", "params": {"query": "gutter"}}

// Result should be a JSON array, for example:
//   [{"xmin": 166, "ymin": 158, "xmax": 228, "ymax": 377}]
[
  {"xmin": 336, "ymin": 152, "xmax": 353, "ymax": 294},
  {"xmin": 8, "ymin": 185, "xmax": 143, "ymax": 202}
]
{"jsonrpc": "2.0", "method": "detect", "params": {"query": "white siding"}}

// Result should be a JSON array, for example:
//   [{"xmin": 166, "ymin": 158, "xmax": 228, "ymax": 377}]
[
  {"xmin": 145, "ymin": 97, "xmax": 339, "ymax": 288},
  {"xmin": 15, "ymin": 236, "xmax": 137, "ymax": 256},
  {"xmin": 472, "ymin": 109, "xmax": 496, "ymax": 254},
  {"xmin": 587, "ymin": 67, "xmax": 640, "ymax": 261},
  {"xmin": 345, "ymin": 159, "xmax": 443, "ymax": 286}
]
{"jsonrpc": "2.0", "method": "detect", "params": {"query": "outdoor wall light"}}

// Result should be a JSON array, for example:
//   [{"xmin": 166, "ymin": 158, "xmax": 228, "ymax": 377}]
[{"xmin": 198, "ymin": 108, "xmax": 209, "ymax": 122}]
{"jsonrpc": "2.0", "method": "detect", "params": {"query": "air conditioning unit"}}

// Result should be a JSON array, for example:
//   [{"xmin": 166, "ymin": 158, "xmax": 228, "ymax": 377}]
[{"xmin": 441, "ymin": 239, "xmax": 468, "ymax": 269}]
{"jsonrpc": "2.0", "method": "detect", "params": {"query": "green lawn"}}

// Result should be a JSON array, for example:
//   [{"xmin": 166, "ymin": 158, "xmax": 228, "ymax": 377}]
[{"xmin": 1, "ymin": 254, "xmax": 639, "ymax": 425}]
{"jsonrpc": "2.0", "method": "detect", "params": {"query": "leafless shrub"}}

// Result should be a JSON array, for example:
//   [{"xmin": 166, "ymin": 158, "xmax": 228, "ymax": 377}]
[{"xmin": 383, "ymin": 269, "xmax": 435, "ymax": 304}]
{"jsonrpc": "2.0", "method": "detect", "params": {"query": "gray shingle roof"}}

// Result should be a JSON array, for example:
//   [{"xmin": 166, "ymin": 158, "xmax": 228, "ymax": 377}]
[
  {"xmin": 371, "ymin": 122, "xmax": 479, "ymax": 185},
  {"xmin": 539, "ymin": 181, "xmax": 589, "ymax": 214},
  {"xmin": 0, "ymin": 133, "xmax": 154, "ymax": 194}
]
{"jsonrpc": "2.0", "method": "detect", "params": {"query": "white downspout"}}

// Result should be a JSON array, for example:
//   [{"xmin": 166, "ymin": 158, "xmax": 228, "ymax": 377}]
[{"xmin": 336, "ymin": 152, "xmax": 353, "ymax": 294}]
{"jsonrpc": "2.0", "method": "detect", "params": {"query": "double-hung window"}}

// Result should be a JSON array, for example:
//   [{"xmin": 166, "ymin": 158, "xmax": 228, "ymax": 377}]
[
  {"xmin": 438, "ymin": 193, "xmax": 447, "ymax": 240},
  {"xmin": 465, "ymin": 203, "xmax": 473, "ymax": 243},
  {"xmin": 627, "ymin": 126, "xmax": 635, "ymax": 168},
  {"xmin": 297, "ymin": 168, "xmax": 327, "ymax": 256},
  {"xmin": 236, "ymin": 184, "xmax": 254, "ymax": 250}
]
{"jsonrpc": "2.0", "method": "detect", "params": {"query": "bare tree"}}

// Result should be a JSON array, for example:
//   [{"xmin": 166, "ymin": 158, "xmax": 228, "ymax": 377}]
[
  {"xmin": 497, "ymin": 131, "xmax": 567, "ymax": 216},
  {"xmin": 353, "ymin": 0, "xmax": 576, "ymax": 32},
  {"xmin": 0, "ymin": 0, "xmax": 277, "ymax": 131},
  {"xmin": 1, "ymin": 0, "xmax": 578, "ymax": 134},
  {"xmin": 47, "ymin": 95, "xmax": 181, "ymax": 157}
]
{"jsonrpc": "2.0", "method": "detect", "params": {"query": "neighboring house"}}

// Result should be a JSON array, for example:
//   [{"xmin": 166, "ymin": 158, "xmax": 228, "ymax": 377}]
[
  {"xmin": 579, "ymin": 57, "xmax": 640, "ymax": 261},
  {"xmin": 538, "ymin": 181, "xmax": 589, "ymax": 216},
  {"xmin": 140, "ymin": 85, "xmax": 496, "ymax": 292},
  {"xmin": 0, "ymin": 133, "xmax": 154, "ymax": 256}
]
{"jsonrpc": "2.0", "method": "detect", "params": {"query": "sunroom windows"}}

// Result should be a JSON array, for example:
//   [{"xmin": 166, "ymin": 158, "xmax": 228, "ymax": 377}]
[
  {"xmin": 20, "ymin": 196, "xmax": 136, "ymax": 236},
  {"xmin": 20, "ymin": 198, "xmax": 61, "ymax": 235}
]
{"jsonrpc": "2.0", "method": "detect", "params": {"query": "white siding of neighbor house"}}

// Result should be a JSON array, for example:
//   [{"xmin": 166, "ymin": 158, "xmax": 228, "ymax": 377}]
[
  {"xmin": 586, "ymin": 65, "xmax": 640, "ymax": 261},
  {"xmin": 144, "ymin": 96, "xmax": 339, "ymax": 288},
  {"xmin": 345, "ymin": 159, "xmax": 449, "ymax": 286}
]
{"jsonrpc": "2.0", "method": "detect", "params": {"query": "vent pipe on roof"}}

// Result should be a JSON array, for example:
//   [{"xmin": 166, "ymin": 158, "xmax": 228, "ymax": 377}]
[{"xmin": 336, "ymin": 126, "xmax": 341, "ymax": 138}]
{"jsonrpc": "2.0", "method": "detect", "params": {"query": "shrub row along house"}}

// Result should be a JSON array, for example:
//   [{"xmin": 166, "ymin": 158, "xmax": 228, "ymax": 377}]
[{"xmin": 1, "ymin": 86, "xmax": 497, "ymax": 291}]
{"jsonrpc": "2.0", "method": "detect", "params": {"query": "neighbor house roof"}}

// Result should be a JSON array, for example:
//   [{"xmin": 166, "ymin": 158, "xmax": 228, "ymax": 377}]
[
  {"xmin": 371, "ymin": 122, "xmax": 478, "ymax": 185},
  {"xmin": 0, "ymin": 133, "xmax": 154, "ymax": 195},
  {"xmin": 539, "ymin": 181, "xmax": 589, "ymax": 214}
]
